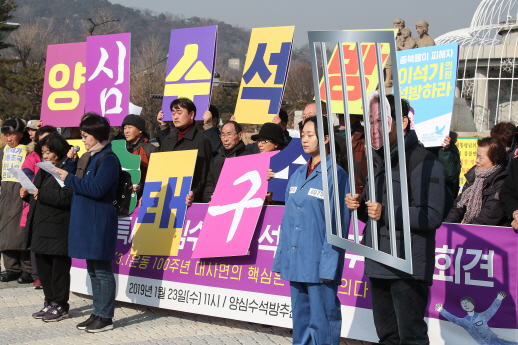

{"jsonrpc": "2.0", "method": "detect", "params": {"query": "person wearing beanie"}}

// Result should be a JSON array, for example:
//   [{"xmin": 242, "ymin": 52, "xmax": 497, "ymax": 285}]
[
  {"xmin": 0, "ymin": 118, "xmax": 33, "ymax": 283},
  {"xmin": 121, "ymin": 114, "xmax": 158, "ymax": 199}
]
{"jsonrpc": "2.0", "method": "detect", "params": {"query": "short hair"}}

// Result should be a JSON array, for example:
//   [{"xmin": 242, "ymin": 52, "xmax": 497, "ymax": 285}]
[
  {"xmin": 490, "ymin": 122, "xmax": 516, "ymax": 148},
  {"xmin": 209, "ymin": 104, "xmax": 219, "ymax": 120},
  {"xmin": 222, "ymin": 120, "xmax": 242, "ymax": 134},
  {"xmin": 478, "ymin": 137, "xmax": 507, "ymax": 165},
  {"xmin": 38, "ymin": 132, "xmax": 71, "ymax": 161},
  {"xmin": 79, "ymin": 114, "xmax": 111, "ymax": 142},
  {"xmin": 386, "ymin": 94, "xmax": 411, "ymax": 132},
  {"xmin": 170, "ymin": 98, "xmax": 196, "ymax": 116},
  {"xmin": 279, "ymin": 109, "xmax": 288, "ymax": 124},
  {"xmin": 81, "ymin": 113, "xmax": 90, "ymax": 123},
  {"xmin": 35, "ymin": 125, "xmax": 57, "ymax": 143},
  {"xmin": 460, "ymin": 297, "xmax": 475, "ymax": 307},
  {"xmin": 304, "ymin": 100, "xmax": 327, "ymax": 115}
]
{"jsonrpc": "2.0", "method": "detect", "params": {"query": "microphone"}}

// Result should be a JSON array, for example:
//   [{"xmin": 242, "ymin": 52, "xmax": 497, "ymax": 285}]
[{"xmin": 60, "ymin": 146, "xmax": 81, "ymax": 168}]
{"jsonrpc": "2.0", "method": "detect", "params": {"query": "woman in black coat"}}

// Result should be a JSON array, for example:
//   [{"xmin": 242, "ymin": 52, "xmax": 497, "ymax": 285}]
[
  {"xmin": 445, "ymin": 137, "xmax": 509, "ymax": 226},
  {"xmin": 21, "ymin": 133, "xmax": 73, "ymax": 322}
]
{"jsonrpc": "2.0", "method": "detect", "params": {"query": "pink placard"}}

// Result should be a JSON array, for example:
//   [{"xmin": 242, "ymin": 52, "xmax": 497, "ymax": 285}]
[
  {"xmin": 85, "ymin": 33, "xmax": 130, "ymax": 126},
  {"xmin": 41, "ymin": 43, "xmax": 87, "ymax": 127},
  {"xmin": 192, "ymin": 151, "xmax": 277, "ymax": 258}
]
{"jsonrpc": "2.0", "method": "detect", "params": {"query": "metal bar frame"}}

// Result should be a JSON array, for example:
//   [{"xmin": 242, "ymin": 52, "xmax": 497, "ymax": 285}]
[{"xmin": 308, "ymin": 30, "xmax": 413, "ymax": 274}]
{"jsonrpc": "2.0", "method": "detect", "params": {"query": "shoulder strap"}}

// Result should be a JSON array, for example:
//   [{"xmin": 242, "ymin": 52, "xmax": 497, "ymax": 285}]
[{"xmin": 95, "ymin": 151, "xmax": 121, "ymax": 176}]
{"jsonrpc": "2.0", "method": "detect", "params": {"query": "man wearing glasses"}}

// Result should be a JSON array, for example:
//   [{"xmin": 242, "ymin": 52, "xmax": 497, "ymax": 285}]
[{"xmin": 186, "ymin": 121, "xmax": 250, "ymax": 206}]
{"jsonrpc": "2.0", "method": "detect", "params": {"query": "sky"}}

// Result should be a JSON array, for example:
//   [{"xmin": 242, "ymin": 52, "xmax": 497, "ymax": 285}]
[{"xmin": 109, "ymin": 0, "xmax": 486, "ymax": 47}]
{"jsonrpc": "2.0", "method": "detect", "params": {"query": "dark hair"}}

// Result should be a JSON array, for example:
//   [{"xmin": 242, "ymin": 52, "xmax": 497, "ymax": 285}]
[
  {"xmin": 460, "ymin": 297, "xmax": 475, "ymax": 307},
  {"xmin": 30, "ymin": 115, "xmax": 40, "ymax": 120},
  {"xmin": 39, "ymin": 133, "xmax": 71, "ymax": 161},
  {"xmin": 81, "ymin": 113, "xmax": 92, "ymax": 123},
  {"xmin": 209, "ymin": 104, "xmax": 219, "ymax": 120},
  {"xmin": 478, "ymin": 137, "xmax": 506, "ymax": 165},
  {"xmin": 222, "ymin": 120, "xmax": 243, "ymax": 134},
  {"xmin": 490, "ymin": 122, "xmax": 515, "ymax": 149},
  {"xmin": 303, "ymin": 116, "xmax": 347, "ymax": 170},
  {"xmin": 170, "ymin": 97, "xmax": 196, "ymax": 116},
  {"xmin": 279, "ymin": 109, "xmax": 288, "ymax": 124},
  {"xmin": 35, "ymin": 125, "xmax": 57, "ymax": 143},
  {"xmin": 386, "ymin": 94, "xmax": 410, "ymax": 132},
  {"xmin": 79, "ymin": 114, "xmax": 111, "ymax": 142}
]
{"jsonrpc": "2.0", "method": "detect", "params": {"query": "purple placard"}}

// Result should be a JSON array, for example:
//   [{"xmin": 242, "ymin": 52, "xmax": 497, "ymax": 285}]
[
  {"xmin": 85, "ymin": 33, "xmax": 130, "ymax": 126},
  {"xmin": 72, "ymin": 207, "xmax": 518, "ymax": 339},
  {"xmin": 161, "ymin": 26, "xmax": 217, "ymax": 121}
]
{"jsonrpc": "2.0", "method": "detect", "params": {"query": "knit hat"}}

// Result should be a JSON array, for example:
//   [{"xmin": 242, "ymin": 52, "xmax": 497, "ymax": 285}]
[
  {"xmin": 1, "ymin": 118, "xmax": 26, "ymax": 134},
  {"xmin": 121, "ymin": 115, "xmax": 146, "ymax": 132},
  {"xmin": 251, "ymin": 123, "xmax": 285, "ymax": 145}
]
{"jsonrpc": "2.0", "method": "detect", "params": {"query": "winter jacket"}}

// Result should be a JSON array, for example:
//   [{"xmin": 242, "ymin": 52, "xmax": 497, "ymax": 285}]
[
  {"xmin": 65, "ymin": 143, "xmax": 119, "ymax": 261},
  {"xmin": 160, "ymin": 125, "xmax": 212, "ymax": 202},
  {"xmin": 23, "ymin": 165, "xmax": 73, "ymax": 256},
  {"xmin": 203, "ymin": 141, "xmax": 251, "ymax": 203},
  {"xmin": 445, "ymin": 165, "xmax": 509, "ymax": 226},
  {"xmin": 499, "ymin": 157, "xmax": 518, "ymax": 219},
  {"xmin": 272, "ymin": 156, "xmax": 350, "ymax": 284},
  {"xmin": 359, "ymin": 130, "xmax": 445, "ymax": 285},
  {"xmin": 126, "ymin": 137, "xmax": 158, "ymax": 199},
  {"xmin": 427, "ymin": 144, "xmax": 461, "ymax": 218}
]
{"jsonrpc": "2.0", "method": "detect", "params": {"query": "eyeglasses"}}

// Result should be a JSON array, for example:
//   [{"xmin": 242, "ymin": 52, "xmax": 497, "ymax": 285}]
[
  {"xmin": 257, "ymin": 139, "xmax": 273, "ymax": 144},
  {"xmin": 220, "ymin": 133, "xmax": 237, "ymax": 138}
]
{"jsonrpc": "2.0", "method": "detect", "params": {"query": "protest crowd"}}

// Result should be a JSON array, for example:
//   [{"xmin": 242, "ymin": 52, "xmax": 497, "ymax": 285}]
[{"xmin": 0, "ymin": 91, "xmax": 517, "ymax": 343}]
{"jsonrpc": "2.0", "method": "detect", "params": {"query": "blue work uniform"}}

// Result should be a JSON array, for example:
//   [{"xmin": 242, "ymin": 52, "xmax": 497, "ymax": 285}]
[{"xmin": 272, "ymin": 156, "xmax": 350, "ymax": 345}]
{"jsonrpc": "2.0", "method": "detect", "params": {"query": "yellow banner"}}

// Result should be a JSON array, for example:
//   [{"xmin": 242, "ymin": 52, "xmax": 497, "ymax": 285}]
[
  {"xmin": 455, "ymin": 137, "xmax": 481, "ymax": 187},
  {"xmin": 2, "ymin": 145, "xmax": 27, "ymax": 182},
  {"xmin": 234, "ymin": 26, "xmax": 295, "ymax": 124},
  {"xmin": 67, "ymin": 140, "xmax": 86, "ymax": 158},
  {"xmin": 131, "ymin": 150, "xmax": 197, "ymax": 256}
]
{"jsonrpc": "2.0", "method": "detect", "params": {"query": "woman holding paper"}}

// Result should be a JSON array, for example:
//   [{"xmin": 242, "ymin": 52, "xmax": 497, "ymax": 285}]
[
  {"xmin": 20, "ymin": 133, "xmax": 73, "ymax": 322},
  {"xmin": 53, "ymin": 114, "xmax": 119, "ymax": 333},
  {"xmin": 272, "ymin": 116, "xmax": 350, "ymax": 345}
]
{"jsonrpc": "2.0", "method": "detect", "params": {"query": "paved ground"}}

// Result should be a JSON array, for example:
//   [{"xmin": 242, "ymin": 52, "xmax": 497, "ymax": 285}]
[{"xmin": 0, "ymin": 281, "xmax": 372, "ymax": 345}]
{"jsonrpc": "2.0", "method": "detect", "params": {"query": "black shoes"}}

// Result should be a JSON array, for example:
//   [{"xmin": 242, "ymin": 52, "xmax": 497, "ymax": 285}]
[
  {"xmin": 17, "ymin": 272, "xmax": 34, "ymax": 284},
  {"xmin": 85, "ymin": 316, "xmax": 113, "ymax": 333},
  {"xmin": 77, "ymin": 314, "xmax": 97, "ymax": 330},
  {"xmin": 0, "ymin": 271, "xmax": 21, "ymax": 282}
]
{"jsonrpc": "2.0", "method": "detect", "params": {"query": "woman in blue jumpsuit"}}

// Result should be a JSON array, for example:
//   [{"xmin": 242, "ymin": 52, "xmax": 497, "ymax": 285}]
[{"xmin": 272, "ymin": 116, "xmax": 350, "ymax": 345}]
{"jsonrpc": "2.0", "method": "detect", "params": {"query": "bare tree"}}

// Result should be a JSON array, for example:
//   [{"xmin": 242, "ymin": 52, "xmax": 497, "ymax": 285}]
[
  {"xmin": 81, "ymin": 9, "xmax": 127, "ymax": 37},
  {"xmin": 283, "ymin": 63, "xmax": 316, "ymax": 104},
  {"xmin": 129, "ymin": 35, "xmax": 167, "ymax": 137},
  {"xmin": 9, "ymin": 19, "xmax": 54, "ymax": 67}
]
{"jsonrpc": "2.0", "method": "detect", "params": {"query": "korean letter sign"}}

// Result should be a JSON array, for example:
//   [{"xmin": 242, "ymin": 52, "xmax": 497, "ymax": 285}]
[
  {"xmin": 85, "ymin": 33, "xmax": 131, "ymax": 126},
  {"xmin": 234, "ymin": 26, "xmax": 294, "ymax": 124},
  {"xmin": 41, "ymin": 43, "xmax": 87, "ymax": 127},
  {"xmin": 161, "ymin": 26, "xmax": 217, "ymax": 121}
]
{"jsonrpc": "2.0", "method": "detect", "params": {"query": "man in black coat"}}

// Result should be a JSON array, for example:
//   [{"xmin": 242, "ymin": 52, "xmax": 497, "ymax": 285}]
[
  {"xmin": 160, "ymin": 98, "xmax": 212, "ymax": 202},
  {"xmin": 201, "ymin": 105, "xmax": 223, "ymax": 156},
  {"xmin": 346, "ymin": 95, "xmax": 445, "ymax": 345},
  {"xmin": 187, "ymin": 121, "xmax": 250, "ymax": 205}
]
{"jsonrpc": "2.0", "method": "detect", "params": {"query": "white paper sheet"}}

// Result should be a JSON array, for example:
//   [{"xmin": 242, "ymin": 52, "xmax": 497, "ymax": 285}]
[
  {"xmin": 7, "ymin": 167, "xmax": 36, "ymax": 194},
  {"xmin": 35, "ymin": 161, "xmax": 65, "ymax": 187}
]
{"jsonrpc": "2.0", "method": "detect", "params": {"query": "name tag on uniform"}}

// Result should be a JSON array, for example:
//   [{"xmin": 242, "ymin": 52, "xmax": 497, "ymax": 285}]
[
  {"xmin": 308, "ymin": 188, "xmax": 324, "ymax": 199},
  {"xmin": 289, "ymin": 186, "xmax": 297, "ymax": 194}
]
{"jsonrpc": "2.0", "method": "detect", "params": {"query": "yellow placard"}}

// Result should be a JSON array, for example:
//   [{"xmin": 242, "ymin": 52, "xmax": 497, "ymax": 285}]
[
  {"xmin": 319, "ymin": 29, "xmax": 396, "ymax": 114},
  {"xmin": 131, "ymin": 150, "xmax": 197, "ymax": 257},
  {"xmin": 234, "ymin": 26, "xmax": 295, "ymax": 124},
  {"xmin": 67, "ymin": 140, "xmax": 86, "ymax": 158},
  {"xmin": 455, "ymin": 137, "xmax": 481, "ymax": 187}
]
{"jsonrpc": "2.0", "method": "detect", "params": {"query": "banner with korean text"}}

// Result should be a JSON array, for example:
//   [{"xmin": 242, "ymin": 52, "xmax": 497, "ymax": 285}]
[
  {"xmin": 234, "ymin": 26, "xmax": 294, "ymax": 124},
  {"xmin": 85, "ymin": 33, "xmax": 131, "ymax": 126},
  {"xmin": 318, "ymin": 30, "xmax": 395, "ymax": 114},
  {"xmin": 71, "ymin": 206, "xmax": 518, "ymax": 344},
  {"xmin": 131, "ymin": 150, "xmax": 197, "ymax": 257},
  {"xmin": 161, "ymin": 26, "xmax": 217, "ymax": 121},
  {"xmin": 41, "ymin": 43, "xmax": 87, "ymax": 127},
  {"xmin": 397, "ymin": 43, "xmax": 459, "ymax": 147},
  {"xmin": 455, "ymin": 137, "xmax": 482, "ymax": 188}
]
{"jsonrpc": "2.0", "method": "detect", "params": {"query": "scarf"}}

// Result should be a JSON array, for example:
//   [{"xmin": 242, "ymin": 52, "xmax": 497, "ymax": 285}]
[
  {"xmin": 177, "ymin": 123, "xmax": 194, "ymax": 141},
  {"xmin": 75, "ymin": 140, "xmax": 109, "ymax": 178},
  {"xmin": 457, "ymin": 164, "xmax": 501, "ymax": 223}
]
